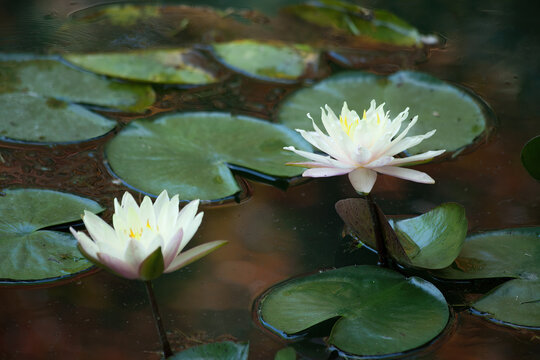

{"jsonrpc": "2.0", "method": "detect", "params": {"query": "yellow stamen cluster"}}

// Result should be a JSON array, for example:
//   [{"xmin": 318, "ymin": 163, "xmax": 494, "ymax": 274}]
[{"xmin": 128, "ymin": 219, "xmax": 154, "ymax": 239}]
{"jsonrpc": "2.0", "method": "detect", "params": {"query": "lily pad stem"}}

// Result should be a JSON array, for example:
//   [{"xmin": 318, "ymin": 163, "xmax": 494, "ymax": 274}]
[
  {"xmin": 145, "ymin": 280, "xmax": 173, "ymax": 358},
  {"xmin": 366, "ymin": 194, "xmax": 389, "ymax": 267}
]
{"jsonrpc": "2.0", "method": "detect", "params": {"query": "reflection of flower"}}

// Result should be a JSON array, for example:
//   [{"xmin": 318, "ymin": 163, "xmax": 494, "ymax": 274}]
[
  {"xmin": 285, "ymin": 100, "xmax": 445, "ymax": 194},
  {"xmin": 70, "ymin": 190, "xmax": 226, "ymax": 280}
]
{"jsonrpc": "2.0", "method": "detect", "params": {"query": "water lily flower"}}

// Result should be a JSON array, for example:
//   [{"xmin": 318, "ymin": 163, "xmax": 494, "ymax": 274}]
[
  {"xmin": 70, "ymin": 190, "xmax": 226, "ymax": 281},
  {"xmin": 284, "ymin": 100, "xmax": 445, "ymax": 194}
]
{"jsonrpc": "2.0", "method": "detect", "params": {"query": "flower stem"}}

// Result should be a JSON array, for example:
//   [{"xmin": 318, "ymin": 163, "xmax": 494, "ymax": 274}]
[
  {"xmin": 144, "ymin": 280, "xmax": 173, "ymax": 358},
  {"xmin": 366, "ymin": 194, "xmax": 389, "ymax": 267}
]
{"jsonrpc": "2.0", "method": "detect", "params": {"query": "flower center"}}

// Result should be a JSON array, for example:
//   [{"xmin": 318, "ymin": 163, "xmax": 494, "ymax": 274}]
[
  {"xmin": 340, "ymin": 110, "xmax": 370, "ymax": 137},
  {"xmin": 128, "ymin": 220, "xmax": 153, "ymax": 240}
]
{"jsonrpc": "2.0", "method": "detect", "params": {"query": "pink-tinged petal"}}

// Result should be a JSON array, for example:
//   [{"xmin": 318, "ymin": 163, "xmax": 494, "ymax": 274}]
[
  {"xmin": 303, "ymin": 167, "xmax": 353, "ymax": 177},
  {"xmin": 70, "ymin": 227, "xmax": 99, "ymax": 261},
  {"xmin": 348, "ymin": 167, "xmax": 377, "ymax": 194},
  {"xmin": 96, "ymin": 252, "xmax": 139, "ymax": 279},
  {"xmin": 164, "ymin": 240, "xmax": 228, "ymax": 274},
  {"xmin": 388, "ymin": 150, "xmax": 445, "ymax": 166},
  {"xmin": 163, "ymin": 228, "xmax": 183, "ymax": 268},
  {"xmin": 82, "ymin": 211, "xmax": 116, "ymax": 244},
  {"xmin": 375, "ymin": 166, "xmax": 435, "ymax": 184}
]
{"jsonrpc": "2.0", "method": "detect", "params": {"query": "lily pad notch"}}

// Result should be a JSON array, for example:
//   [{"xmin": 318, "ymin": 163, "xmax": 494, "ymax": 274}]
[
  {"xmin": 0, "ymin": 188, "xmax": 104, "ymax": 284},
  {"xmin": 105, "ymin": 112, "xmax": 310, "ymax": 202},
  {"xmin": 258, "ymin": 265, "xmax": 449, "ymax": 357}
]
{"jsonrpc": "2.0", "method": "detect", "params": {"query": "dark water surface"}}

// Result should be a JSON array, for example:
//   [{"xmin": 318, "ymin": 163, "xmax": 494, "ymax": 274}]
[{"xmin": 0, "ymin": 1, "xmax": 539, "ymax": 359}]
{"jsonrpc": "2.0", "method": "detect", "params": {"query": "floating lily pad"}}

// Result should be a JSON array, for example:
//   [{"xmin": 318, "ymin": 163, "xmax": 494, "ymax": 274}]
[
  {"xmin": 170, "ymin": 341, "xmax": 249, "ymax": 360},
  {"xmin": 105, "ymin": 112, "xmax": 309, "ymax": 201},
  {"xmin": 277, "ymin": 71, "xmax": 489, "ymax": 155},
  {"xmin": 0, "ymin": 188, "xmax": 103, "ymax": 283},
  {"xmin": 274, "ymin": 347, "xmax": 296, "ymax": 360},
  {"xmin": 473, "ymin": 279, "xmax": 540, "ymax": 328},
  {"xmin": 0, "ymin": 56, "xmax": 155, "ymax": 112},
  {"xmin": 434, "ymin": 227, "xmax": 539, "ymax": 328},
  {"xmin": 434, "ymin": 227, "xmax": 540, "ymax": 280},
  {"xmin": 64, "ymin": 48, "xmax": 221, "ymax": 85},
  {"xmin": 521, "ymin": 135, "xmax": 540, "ymax": 181},
  {"xmin": 211, "ymin": 40, "xmax": 320, "ymax": 82},
  {"xmin": 336, "ymin": 199, "xmax": 467, "ymax": 269},
  {"xmin": 0, "ymin": 93, "xmax": 116, "ymax": 143},
  {"xmin": 259, "ymin": 265, "xmax": 448, "ymax": 356},
  {"xmin": 283, "ymin": 0, "xmax": 437, "ymax": 47}
]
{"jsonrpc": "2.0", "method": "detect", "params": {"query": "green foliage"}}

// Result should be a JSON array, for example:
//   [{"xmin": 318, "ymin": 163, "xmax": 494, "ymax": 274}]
[
  {"xmin": 65, "ymin": 49, "xmax": 220, "ymax": 85},
  {"xmin": 259, "ymin": 265, "xmax": 448, "ymax": 356},
  {"xmin": 0, "ymin": 55, "xmax": 155, "ymax": 112},
  {"xmin": 278, "ymin": 71, "xmax": 489, "ymax": 155},
  {"xmin": 435, "ymin": 227, "xmax": 540, "ymax": 327},
  {"xmin": 0, "ymin": 189, "xmax": 103, "ymax": 283},
  {"xmin": 105, "ymin": 112, "xmax": 309, "ymax": 201},
  {"xmin": 283, "ymin": 0, "xmax": 435, "ymax": 46},
  {"xmin": 212, "ymin": 40, "xmax": 318, "ymax": 82},
  {"xmin": 336, "ymin": 199, "xmax": 468, "ymax": 269}
]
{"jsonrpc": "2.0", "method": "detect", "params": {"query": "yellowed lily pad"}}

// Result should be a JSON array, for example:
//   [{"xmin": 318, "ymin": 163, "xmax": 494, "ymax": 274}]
[{"xmin": 64, "ymin": 48, "xmax": 221, "ymax": 85}]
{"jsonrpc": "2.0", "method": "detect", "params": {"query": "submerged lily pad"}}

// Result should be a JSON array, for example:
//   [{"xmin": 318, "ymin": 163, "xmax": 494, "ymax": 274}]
[
  {"xmin": 170, "ymin": 341, "xmax": 249, "ymax": 360},
  {"xmin": 434, "ymin": 228, "xmax": 540, "ymax": 327},
  {"xmin": 211, "ymin": 40, "xmax": 319, "ymax": 82},
  {"xmin": 336, "ymin": 199, "xmax": 467, "ymax": 269},
  {"xmin": 521, "ymin": 135, "xmax": 540, "ymax": 181},
  {"xmin": 278, "ymin": 71, "xmax": 489, "ymax": 155},
  {"xmin": 0, "ymin": 56, "xmax": 155, "ymax": 112},
  {"xmin": 283, "ymin": 0, "xmax": 437, "ymax": 47},
  {"xmin": 0, "ymin": 93, "xmax": 116, "ymax": 143},
  {"xmin": 259, "ymin": 265, "xmax": 448, "ymax": 356},
  {"xmin": 64, "ymin": 48, "xmax": 221, "ymax": 85},
  {"xmin": 105, "ymin": 112, "xmax": 309, "ymax": 201},
  {"xmin": 0, "ymin": 188, "xmax": 103, "ymax": 283}
]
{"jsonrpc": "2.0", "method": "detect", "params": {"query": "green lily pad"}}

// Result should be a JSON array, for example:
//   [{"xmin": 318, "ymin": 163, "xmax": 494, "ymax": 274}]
[
  {"xmin": 521, "ymin": 135, "xmax": 540, "ymax": 181},
  {"xmin": 336, "ymin": 199, "xmax": 468, "ymax": 269},
  {"xmin": 283, "ymin": 0, "xmax": 437, "ymax": 47},
  {"xmin": 433, "ymin": 227, "xmax": 540, "ymax": 328},
  {"xmin": 0, "ymin": 93, "xmax": 116, "ymax": 143},
  {"xmin": 0, "ymin": 56, "xmax": 155, "ymax": 112},
  {"xmin": 473, "ymin": 279, "xmax": 540, "ymax": 328},
  {"xmin": 64, "ymin": 48, "xmax": 221, "ymax": 85},
  {"xmin": 277, "ymin": 70, "xmax": 489, "ymax": 155},
  {"xmin": 434, "ymin": 227, "xmax": 540, "ymax": 280},
  {"xmin": 259, "ymin": 265, "xmax": 449, "ymax": 356},
  {"xmin": 170, "ymin": 341, "xmax": 249, "ymax": 360},
  {"xmin": 0, "ymin": 188, "xmax": 104, "ymax": 283},
  {"xmin": 105, "ymin": 112, "xmax": 309, "ymax": 201},
  {"xmin": 274, "ymin": 347, "xmax": 296, "ymax": 360},
  {"xmin": 211, "ymin": 40, "xmax": 319, "ymax": 82}
]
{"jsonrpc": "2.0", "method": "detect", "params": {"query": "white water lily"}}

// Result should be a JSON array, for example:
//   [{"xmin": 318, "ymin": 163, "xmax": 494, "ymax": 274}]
[
  {"xmin": 70, "ymin": 190, "xmax": 226, "ymax": 280},
  {"xmin": 285, "ymin": 100, "xmax": 445, "ymax": 194}
]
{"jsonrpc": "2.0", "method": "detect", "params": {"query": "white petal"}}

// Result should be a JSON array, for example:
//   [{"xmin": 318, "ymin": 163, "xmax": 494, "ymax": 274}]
[
  {"xmin": 284, "ymin": 147, "xmax": 353, "ymax": 168},
  {"xmin": 348, "ymin": 167, "xmax": 378, "ymax": 194},
  {"xmin": 385, "ymin": 129, "xmax": 436, "ymax": 156},
  {"xmin": 375, "ymin": 165, "xmax": 435, "ymax": 184},
  {"xmin": 70, "ymin": 228, "xmax": 99, "ymax": 261},
  {"xmin": 163, "ymin": 228, "xmax": 183, "ymax": 268},
  {"xmin": 82, "ymin": 211, "xmax": 116, "ymax": 244},
  {"xmin": 365, "ymin": 155, "xmax": 393, "ymax": 168},
  {"xmin": 153, "ymin": 190, "xmax": 170, "ymax": 219},
  {"xmin": 388, "ymin": 150, "xmax": 445, "ymax": 166},
  {"xmin": 178, "ymin": 212, "xmax": 203, "ymax": 253},
  {"xmin": 303, "ymin": 167, "xmax": 352, "ymax": 177}
]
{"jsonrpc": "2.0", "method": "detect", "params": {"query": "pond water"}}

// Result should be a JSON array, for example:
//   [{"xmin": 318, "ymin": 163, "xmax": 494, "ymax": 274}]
[{"xmin": 0, "ymin": 0, "xmax": 539, "ymax": 359}]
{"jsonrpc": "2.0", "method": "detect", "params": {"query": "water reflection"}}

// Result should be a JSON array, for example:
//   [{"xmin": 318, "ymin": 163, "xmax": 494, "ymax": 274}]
[{"xmin": 1, "ymin": 0, "xmax": 539, "ymax": 359}]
